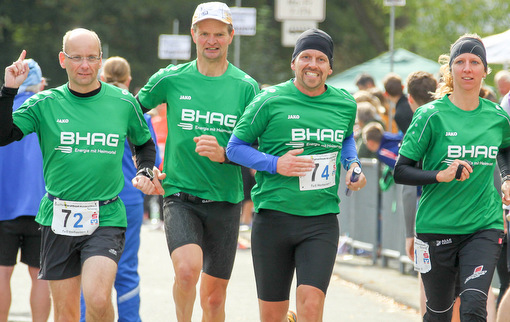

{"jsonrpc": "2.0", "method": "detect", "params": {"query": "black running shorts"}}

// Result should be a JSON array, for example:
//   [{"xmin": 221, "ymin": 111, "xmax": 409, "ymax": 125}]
[
  {"xmin": 0, "ymin": 216, "xmax": 42, "ymax": 267},
  {"xmin": 38, "ymin": 226, "xmax": 125, "ymax": 280},
  {"xmin": 163, "ymin": 195, "xmax": 241, "ymax": 280},
  {"xmin": 251, "ymin": 209, "xmax": 339, "ymax": 301}
]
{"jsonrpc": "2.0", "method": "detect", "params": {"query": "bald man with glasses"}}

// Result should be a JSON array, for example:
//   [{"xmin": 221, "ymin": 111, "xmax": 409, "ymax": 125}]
[{"xmin": 0, "ymin": 28, "xmax": 161, "ymax": 322}]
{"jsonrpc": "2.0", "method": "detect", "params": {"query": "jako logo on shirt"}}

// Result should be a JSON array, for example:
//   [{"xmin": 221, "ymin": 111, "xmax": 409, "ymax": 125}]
[
  {"xmin": 291, "ymin": 128, "xmax": 344, "ymax": 142},
  {"xmin": 448, "ymin": 145, "xmax": 498, "ymax": 159},
  {"xmin": 180, "ymin": 95, "xmax": 192, "ymax": 100},
  {"xmin": 181, "ymin": 109, "xmax": 237, "ymax": 128},
  {"xmin": 60, "ymin": 132, "xmax": 120, "ymax": 147},
  {"xmin": 288, "ymin": 115, "xmax": 300, "ymax": 119}
]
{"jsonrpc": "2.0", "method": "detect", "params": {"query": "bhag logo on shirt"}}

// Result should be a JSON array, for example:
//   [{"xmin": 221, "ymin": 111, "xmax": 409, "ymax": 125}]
[
  {"xmin": 291, "ymin": 128, "xmax": 344, "ymax": 143},
  {"xmin": 181, "ymin": 109, "xmax": 237, "ymax": 128},
  {"xmin": 447, "ymin": 145, "xmax": 498, "ymax": 159},
  {"xmin": 60, "ymin": 132, "xmax": 120, "ymax": 147}
]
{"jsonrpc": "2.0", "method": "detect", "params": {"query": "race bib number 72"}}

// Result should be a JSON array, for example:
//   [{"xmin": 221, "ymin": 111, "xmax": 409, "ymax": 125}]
[
  {"xmin": 299, "ymin": 152, "xmax": 338, "ymax": 191},
  {"xmin": 52, "ymin": 200, "xmax": 100, "ymax": 236}
]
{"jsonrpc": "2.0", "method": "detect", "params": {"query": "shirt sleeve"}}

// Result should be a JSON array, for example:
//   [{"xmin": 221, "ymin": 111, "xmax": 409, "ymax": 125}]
[{"xmin": 227, "ymin": 134, "xmax": 278, "ymax": 174}]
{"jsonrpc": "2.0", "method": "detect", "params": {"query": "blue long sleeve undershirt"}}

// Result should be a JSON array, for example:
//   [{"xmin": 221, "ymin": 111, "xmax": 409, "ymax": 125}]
[{"xmin": 226, "ymin": 133, "xmax": 360, "ymax": 174}]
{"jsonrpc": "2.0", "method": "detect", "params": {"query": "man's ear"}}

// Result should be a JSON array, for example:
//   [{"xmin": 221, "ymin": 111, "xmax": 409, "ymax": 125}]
[
  {"xmin": 408, "ymin": 94, "xmax": 414, "ymax": 105},
  {"xmin": 58, "ymin": 52, "xmax": 66, "ymax": 69}
]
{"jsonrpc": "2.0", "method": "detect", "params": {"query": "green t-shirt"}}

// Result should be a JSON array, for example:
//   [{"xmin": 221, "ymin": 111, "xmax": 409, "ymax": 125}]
[
  {"xmin": 399, "ymin": 95, "xmax": 510, "ymax": 234},
  {"xmin": 137, "ymin": 60, "xmax": 259, "ymax": 203},
  {"xmin": 13, "ymin": 82, "xmax": 152, "ymax": 227},
  {"xmin": 232, "ymin": 80, "xmax": 357, "ymax": 216}
]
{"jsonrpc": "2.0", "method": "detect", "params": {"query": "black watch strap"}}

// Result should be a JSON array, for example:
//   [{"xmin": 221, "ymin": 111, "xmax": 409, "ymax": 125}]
[{"xmin": 136, "ymin": 167, "xmax": 154, "ymax": 180}]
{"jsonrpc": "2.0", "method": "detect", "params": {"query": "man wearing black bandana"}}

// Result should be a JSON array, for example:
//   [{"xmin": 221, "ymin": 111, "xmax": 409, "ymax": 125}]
[
  {"xmin": 227, "ymin": 29, "xmax": 366, "ymax": 321},
  {"xmin": 394, "ymin": 34, "xmax": 510, "ymax": 321}
]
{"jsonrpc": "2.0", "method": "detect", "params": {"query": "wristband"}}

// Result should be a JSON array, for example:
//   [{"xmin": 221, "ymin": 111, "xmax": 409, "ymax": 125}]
[
  {"xmin": 345, "ymin": 158, "xmax": 362, "ymax": 171},
  {"xmin": 221, "ymin": 147, "xmax": 235, "ymax": 165}
]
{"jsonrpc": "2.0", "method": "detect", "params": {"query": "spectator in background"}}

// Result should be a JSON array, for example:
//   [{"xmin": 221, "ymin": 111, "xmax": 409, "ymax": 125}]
[
  {"xmin": 407, "ymin": 71, "xmax": 438, "ymax": 112},
  {"xmin": 383, "ymin": 73, "xmax": 413, "ymax": 135},
  {"xmin": 0, "ymin": 58, "xmax": 51, "ymax": 322},
  {"xmin": 403, "ymin": 70, "xmax": 438, "ymax": 260},
  {"xmin": 355, "ymin": 72, "xmax": 376, "ymax": 91},
  {"xmin": 494, "ymin": 70, "xmax": 510, "ymax": 100},
  {"xmin": 479, "ymin": 84, "xmax": 510, "ymax": 313},
  {"xmin": 404, "ymin": 71, "xmax": 437, "ymax": 317},
  {"xmin": 354, "ymin": 90, "xmax": 385, "ymax": 121},
  {"xmin": 496, "ymin": 71, "xmax": 510, "ymax": 115},
  {"xmin": 355, "ymin": 101, "xmax": 383, "ymax": 159},
  {"xmin": 480, "ymin": 87, "xmax": 498, "ymax": 103},
  {"xmin": 362, "ymin": 122, "xmax": 402, "ymax": 169},
  {"xmin": 78, "ymin": 56, "xmax": 162, "ymax": 322},
  {"xmin": 369, "ymin": 87, "xmax": 398, "ymax": 133}
]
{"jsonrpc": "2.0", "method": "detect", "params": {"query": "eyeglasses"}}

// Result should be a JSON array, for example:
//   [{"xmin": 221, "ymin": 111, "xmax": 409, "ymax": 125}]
[{"xmin": 63, "ymin": 51, "xmax": 102, "ymax": 64}]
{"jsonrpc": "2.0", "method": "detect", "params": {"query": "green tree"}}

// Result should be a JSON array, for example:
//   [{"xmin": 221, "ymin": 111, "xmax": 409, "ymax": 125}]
[
  {"xmin": 390, "ymin": 0, "xmax": 510, "ymax": 86},
  {"xmin": 1, "ymin": 0, "xmax": 509, "ymax": 90}
]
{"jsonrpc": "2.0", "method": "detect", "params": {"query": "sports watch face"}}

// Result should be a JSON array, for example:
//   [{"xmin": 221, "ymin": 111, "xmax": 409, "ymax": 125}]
[
  {"xmin": 138, "ymin": 167, "xmax": 154, "ymax": 180},
  {"xmin": 146, "ymin": 168, "xmax": 154, "ymax": 180}
]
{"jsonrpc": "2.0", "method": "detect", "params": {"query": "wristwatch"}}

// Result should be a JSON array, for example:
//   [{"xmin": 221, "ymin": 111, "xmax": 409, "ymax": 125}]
[{"xmin": 136, "ymin": 167, "xmax": 154, "ymax": 180}]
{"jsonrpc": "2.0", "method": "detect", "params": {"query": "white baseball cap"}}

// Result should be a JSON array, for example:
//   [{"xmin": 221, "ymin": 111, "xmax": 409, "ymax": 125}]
[{"xmin": 192, "ymin": 2, "xmax": 233, "ymax": 26}]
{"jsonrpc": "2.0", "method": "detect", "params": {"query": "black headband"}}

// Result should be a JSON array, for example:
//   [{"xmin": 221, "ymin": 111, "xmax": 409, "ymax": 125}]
[
  {"xmin": 449, "ymin": 37, "xmax": 487, "ymax": 71},
  {"xmin": 292, "ymin": 29, "xmax": 334, "ymax": 68}
]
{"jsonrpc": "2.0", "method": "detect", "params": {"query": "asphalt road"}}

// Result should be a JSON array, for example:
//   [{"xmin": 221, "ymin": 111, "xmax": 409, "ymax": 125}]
[{"xmin": 8, "ymin": 223, "xmax": 421, "ymax": 321}]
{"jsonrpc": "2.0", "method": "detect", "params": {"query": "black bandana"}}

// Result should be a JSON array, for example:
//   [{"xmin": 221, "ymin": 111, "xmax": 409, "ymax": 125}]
[
  {"xmin": 449, "ymin": 37, "xmax": 487, "ymax": 71},
  {"xmin": 292, "ymin": 29, "xmax": 334, "ymax": 68}
]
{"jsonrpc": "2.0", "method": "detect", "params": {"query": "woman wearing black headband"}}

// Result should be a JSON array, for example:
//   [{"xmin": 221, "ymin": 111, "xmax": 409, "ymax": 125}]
[{"xmin": 394, "ymin": 33, "xmax": 510, "ymax": 321}]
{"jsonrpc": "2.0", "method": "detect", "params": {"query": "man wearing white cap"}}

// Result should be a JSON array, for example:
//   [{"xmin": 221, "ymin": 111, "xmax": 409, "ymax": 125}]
[{"xmin": 136, "ymin": 2, "xmax": 259, "ymax": 321}]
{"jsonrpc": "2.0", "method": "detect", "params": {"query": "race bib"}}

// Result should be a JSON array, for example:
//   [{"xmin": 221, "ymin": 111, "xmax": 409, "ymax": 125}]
[
  {"xmin": 414, "ymin": 237, "xmax": 432, "ymax": 273},
  {"xmin": 52, "ymin": 199, "xmax": 100, "ymax": 236},
  {"xmin": 299, "ymin": 152, "xmax": 338, "ymax": 191}
]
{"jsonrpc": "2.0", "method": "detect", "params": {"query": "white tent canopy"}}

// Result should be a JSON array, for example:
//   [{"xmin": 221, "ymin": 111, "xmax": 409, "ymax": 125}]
[{"xmin": 482, "ymin": 29, "xmax": 510, "ymax": 69}]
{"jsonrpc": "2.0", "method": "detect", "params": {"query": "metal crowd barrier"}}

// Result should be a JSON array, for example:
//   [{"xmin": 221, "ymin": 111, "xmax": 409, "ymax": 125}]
[{"xmin": 337, "ymin": 158, "xmax": 413, "ymax": 273}]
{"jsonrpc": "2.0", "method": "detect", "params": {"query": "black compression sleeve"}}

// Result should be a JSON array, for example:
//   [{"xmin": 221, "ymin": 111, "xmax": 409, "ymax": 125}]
[
  {"xmin": 497, "ymin": 146, "xmax": 510, "ymax": 178},
  {"xmin": 0, "ymin": 85, "xmax": 24, "ymax": 146},
  {"xmin": 135, "ymin": 96, "xmax": 151, "ymax": 114},
  {"xmin": 394, "ymin": 154, "xmax": 440, "ymax": 186},
  {"xmin": 133, "ymin": 138, "xmax": 156, "ymax": 171}
]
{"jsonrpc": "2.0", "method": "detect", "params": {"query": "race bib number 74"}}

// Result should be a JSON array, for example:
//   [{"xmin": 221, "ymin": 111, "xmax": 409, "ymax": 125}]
[
  {"xmin": 299, "ymin": 152, "xmax": 338, "ymax": 191},
  {"xmin": 52, "ymin": 200, "xmax": 100, "ymax": 236}
]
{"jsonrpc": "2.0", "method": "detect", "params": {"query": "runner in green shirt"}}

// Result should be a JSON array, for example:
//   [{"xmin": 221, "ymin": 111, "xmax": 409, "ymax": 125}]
[
  {"xmin": 0, "ymin": 29, "xmax": 160, "ymax": 322},
  {"xmin": 394, "ymin": 34, "xmax": 510, "ymax": 321},
  {"xmin": 227, "ymin": 29, "xmax": 366, "ymax": 322},
  {"xmin": 136, "ymin": 3, "xmax": 259, "ymax": 321}
]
